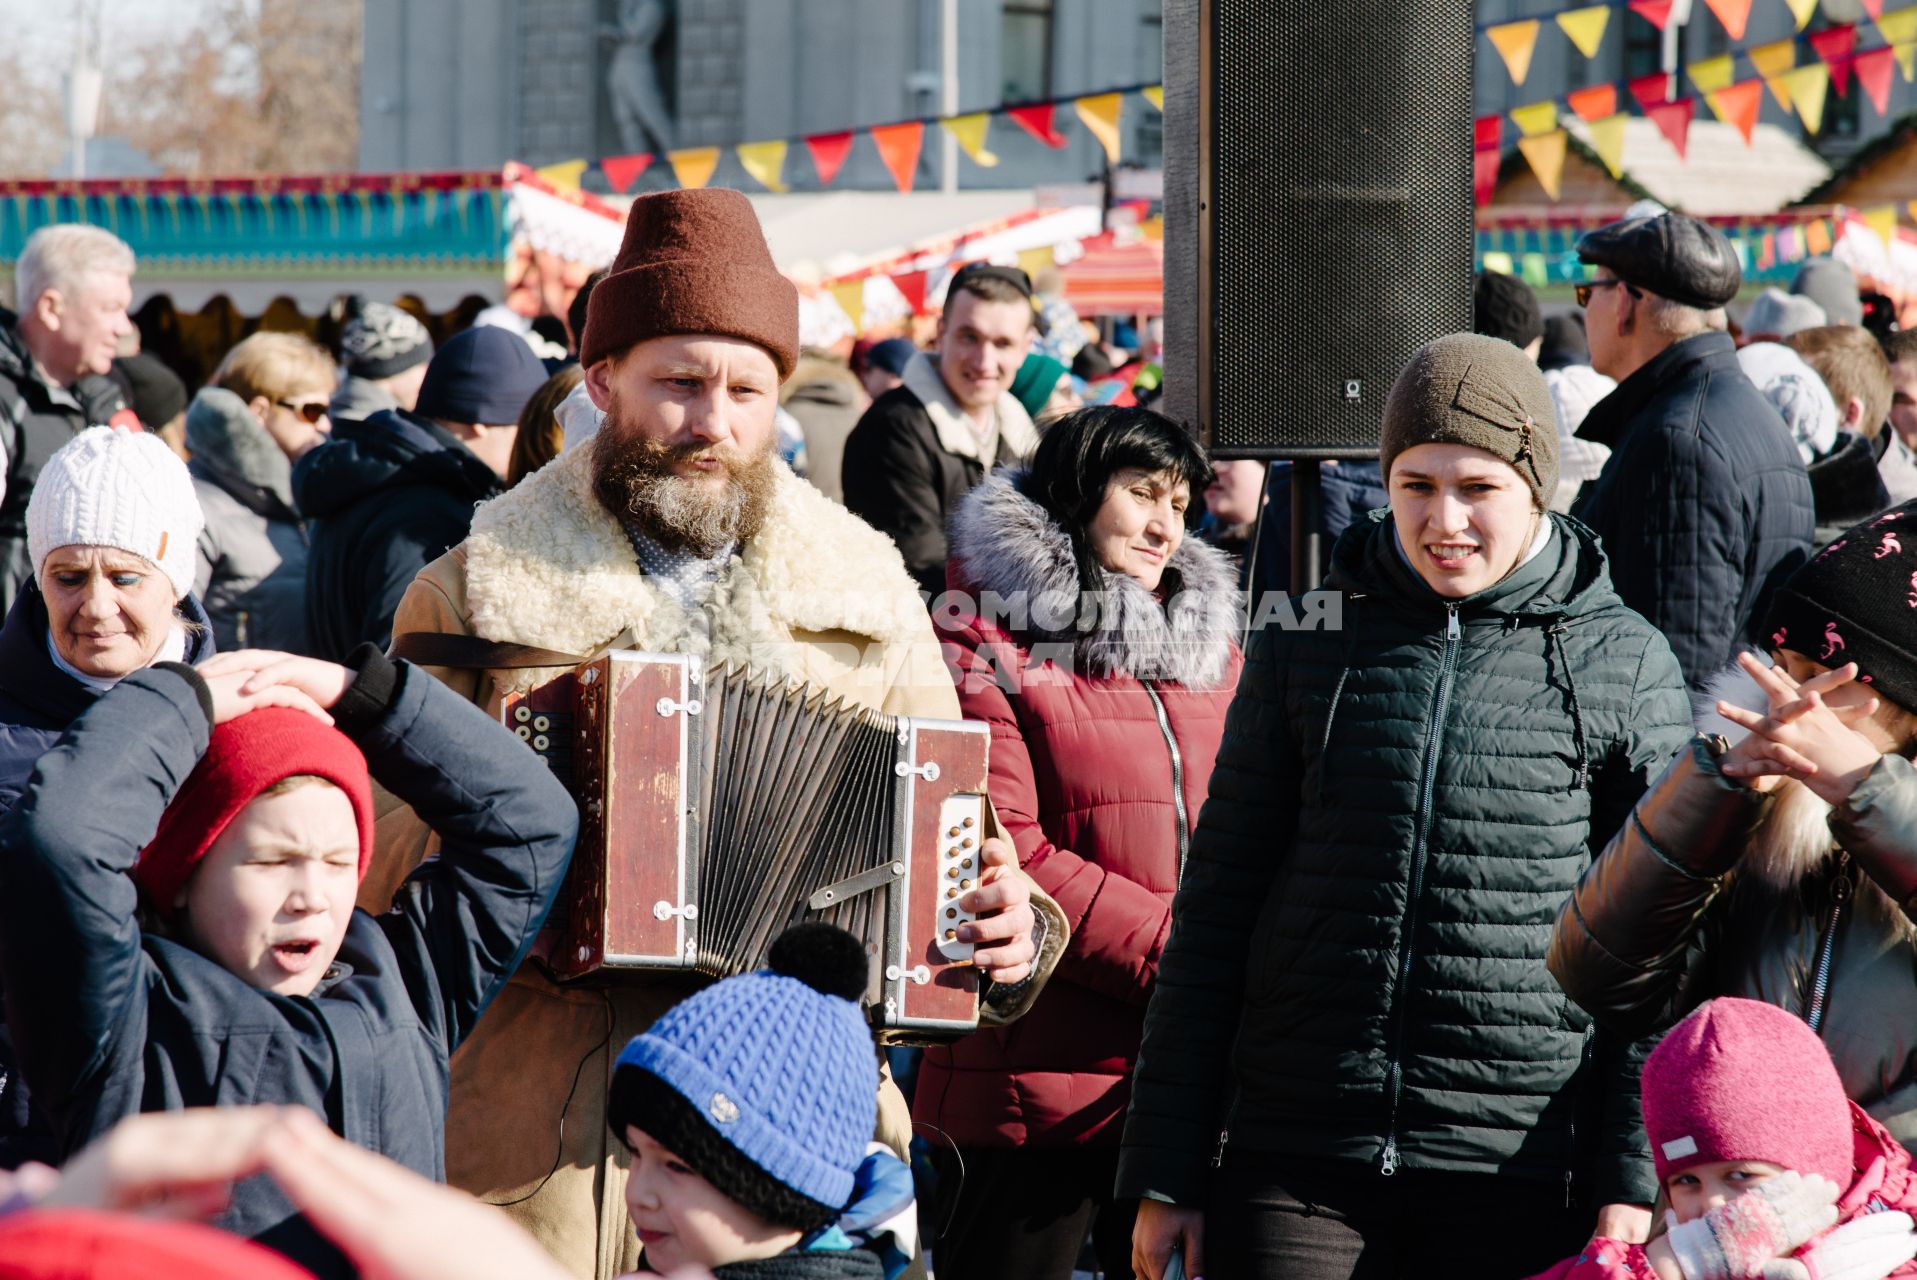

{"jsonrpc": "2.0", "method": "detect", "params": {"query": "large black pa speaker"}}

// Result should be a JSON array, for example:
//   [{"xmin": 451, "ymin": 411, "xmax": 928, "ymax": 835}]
[{"xmin": 1195, "ymin": 1, "xmax": 1477, "ymax": 460}]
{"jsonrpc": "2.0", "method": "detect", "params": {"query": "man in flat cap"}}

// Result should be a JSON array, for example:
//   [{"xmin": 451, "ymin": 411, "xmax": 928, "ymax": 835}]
[{"xmin": 1571, "ymin": 211, "xmax": 1814, "ymax": 690}]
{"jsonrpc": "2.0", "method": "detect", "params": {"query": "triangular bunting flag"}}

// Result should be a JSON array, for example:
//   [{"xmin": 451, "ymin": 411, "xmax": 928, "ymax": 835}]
[
  {"xmin": 1475, "ymin": 115, "xmax": 1505, "ymax": 152},
  {"xmin": 1143, "ymin": 85, "xmax": 1163, "ymax": 110},
  {"xmin": 1783, "ymin": 0, "xmax": 1817, "ymax": 29},
  {"xmin": 1007, "ymin": 103, "xmax": 1069, "ymax": 147},
  {"xmin": 1862, "ymin": 0, "xmax": 1885, "ymax": 18},
  {"xmin": 1555, "ymin": 5, "xmax": 1611, "ymax": 58},
  {"xmin": 891, "ymin": 270, "xmax": 929, "ymax": 315},
  {"xmin": 1781, "ymin": 63, "xmax": 1831, "ymax": 132},
  {"xmin": 667, "ymin": 147, "xmax": 720, "ymax": 190},
  {"xmin": 1516, "ymin": 129, "xmax": 1569, "ymax": 200},
  {"xmin": 1908, "ymin": 200, "xmax": 1917, "ymax": 223},
  {"xmin": 1701, "ymin": 0, "xmax": 1752, "ymax": 40},
  {"xmin": 871, "ymin": 122, "xmax": 925, "ymax": 192},
  {"xmin": 534, "ymin": 160, "xmax": 587, "ymax": 189},
  {"xmin": 942, "ymin": 113, "xmax": 1000, "ymax": 167},
  {"xmin": 1856, "ymin": 45, "xmax": 1898, "ymax": 114},
  {"xmin": 1628, "ymin": 0, "xmax": 1675, "ymax": 30},
  {"xmin": 1751, "ymin": 38, "xmax": 1798, "ymax": 107},
  {"xmin": 804, "ymin": 132, "xmax": 855, "ymax": 186},
  {"xmin": 1074, "ymin": 93, "xmax": 1125, "ymax": 163},
  {"xmin": 1510, "ymin": 101, "xmax": 1559, "ymax": 137},
  {"xmin": 1808, "ymin": 220, "xmax": 1834, "ymax": 256},
  {"xmin": 1474, "ymin": 148, "xmax": 1501, "ymax": 205},
  {"xmin": 1897, "ymin": 41, "xmax": 1917, "ymax": 83},
  {"xmin": 1866, "ymin": 205, "xmax": 1899, "ymax": 248},
  {"xmin": 1758, "ymin": 233, "xmax": 1777, "ymax": 271},
  {"xmin": 1587, "ymin": 113, "xmax": 1629, "ymax": 178},
  {"xmin": 828, "ymin": 280, "xmax": 865, "ymax": 335},
  {"xmin": 1647, "ymin": 97, "xmax": 1696, "ymax": 159},
  {"xmin": 1568, "ymin": 83, "xmax": 1619, "ymax": 122},
  {"xmin": 1880, "ymin": 8, "xmax": 1917, "ymax": 47},
  {"xmin": 1811, "ymin": 25, "xmax": 1857, "ymax": 96},
  {"xmin": 736, "ymin": 139, "xmax": 789, "ymax": 193},
  {"xmin": 601, "ymin": 153, "xmax": 652, "ymax": 193},
  {"xmin": 1708, "ymin": 80, "xmax": 1764, "ymax": 144},
  {"xmin": 1629, "ymin": 70, "xmax": 1674, "ymax": 110},
  {"xmin": 1486, "ymin": 19, "xmax": 1542, "ymax": 84},
  {"xmin": 1688, "ymin": 53, "xmax": 1736, "ymax": 97}
]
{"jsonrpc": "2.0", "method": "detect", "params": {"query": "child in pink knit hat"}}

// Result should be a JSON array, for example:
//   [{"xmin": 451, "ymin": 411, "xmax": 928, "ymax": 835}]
[{"xmin": 1530, "ymin": 997, "xmax": 1917, "ymax": 1280}]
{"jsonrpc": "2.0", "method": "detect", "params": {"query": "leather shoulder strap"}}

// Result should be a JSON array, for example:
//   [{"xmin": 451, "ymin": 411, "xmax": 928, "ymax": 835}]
[{"xmin": 388, "ymin": 632, "xmax": 585, "ymax": 670}]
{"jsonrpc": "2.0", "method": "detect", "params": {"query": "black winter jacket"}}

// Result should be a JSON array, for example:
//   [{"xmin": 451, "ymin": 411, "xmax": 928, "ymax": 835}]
[
  {"xmin": 1116, "ymin": 512, "xmax": 1693, "ymax": 1209},
  {"xmin": 292, "ymin": 409, "xmax": 502, "ymax": 661},
  {"xmin": 1808, "ymin": 429, "xmax": 1893, "ymax": 547},
  {"xmin": 1573, "ymin": 331, "xmax": 1814, "ymax": 691},
  {"xmin": 0, "ymin": 650, "xmax": 577, "ymax": 1276}
]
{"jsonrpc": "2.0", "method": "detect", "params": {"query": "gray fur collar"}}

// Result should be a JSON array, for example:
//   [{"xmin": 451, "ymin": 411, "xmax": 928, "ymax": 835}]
[{"xmin": 947, "ymin": 470, "xmax": 1239, "ymax": 689}]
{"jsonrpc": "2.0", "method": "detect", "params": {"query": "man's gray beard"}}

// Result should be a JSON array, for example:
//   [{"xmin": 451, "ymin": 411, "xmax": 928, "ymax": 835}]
[{"xmin": 590, "ymin": 423, "xmax": 777, "ymax": 558}]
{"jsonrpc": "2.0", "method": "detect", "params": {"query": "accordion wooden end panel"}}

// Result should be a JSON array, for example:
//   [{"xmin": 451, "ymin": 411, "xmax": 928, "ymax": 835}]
[{"xmin": 502, "ymin": 652, "xmax": 989, "ymax": 1039}]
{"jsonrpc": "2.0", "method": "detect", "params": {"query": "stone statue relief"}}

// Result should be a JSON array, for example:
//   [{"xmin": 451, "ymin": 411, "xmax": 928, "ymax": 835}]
[{"xmin": 603, "ymin": 0, "xmax": 675, "ymax": 155}]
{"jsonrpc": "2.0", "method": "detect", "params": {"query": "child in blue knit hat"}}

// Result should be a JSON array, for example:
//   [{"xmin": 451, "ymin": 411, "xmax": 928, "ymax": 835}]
[{"xmin": 607, "ymin": 923, "xmax": 917, "ymax": 1279}]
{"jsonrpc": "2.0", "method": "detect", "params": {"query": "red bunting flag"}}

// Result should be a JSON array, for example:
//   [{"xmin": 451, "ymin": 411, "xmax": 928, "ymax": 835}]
[
  {"xmin": 1856, "ymin": 45, "xmax": 1897, "ymax": 114},
  {"xmin": 1647, "ymin": 97, "xmax": 1696, "ymax": 159},
  {"xmin": 1567, "ymin": 83, "xmax": 1619, "ymax": 121},
  {"xmin": 600, "ymin": 153, "xmax": 652, "ymax": 193},
  {"xmin": 1758, "ymin": 233, "xmax": 1776, "ymax": 272},
  {"xmin": 1628, "ymin": 0, "xmax": 1675, "ymax": 30},
  {"xmin": 871, "ymin": 122, "xmax": 925, "ymax": 193},
  {"xmin": 1711, "ymin": 80, "xmax": 1764, "ymax": 145},
  {"xmin": 1811, "ymin": 24, "xmax": 1857, "ymax": 95},
  {"xmin": 1628, "ymin": 70, "xmax": 1673, "ymax": 109},
  {"xmin": 1474, "ymin": 115, "xmax": 1504, "ymax": 151},
  {"xmin": 1701, "ymin": 0, "xmax": 1752, "ymax": 39},
  {"xmin": 891, "ymin": 270, "xmax": 929, "ymax": 315},
  {"xmin": 1007, "ymin": 103, "xmax": 1069, "ymax": 147},
  {"xmin": 1862, "ymin": 0, "xmax": 1885, "ymax": 16},
  {"xmin": 1473, "ymin": 115, "xmax": 1503, "ymax": 206},
  {"xmin": 804, "ymin": 132, "xmax": 855, "ymax": 186}
]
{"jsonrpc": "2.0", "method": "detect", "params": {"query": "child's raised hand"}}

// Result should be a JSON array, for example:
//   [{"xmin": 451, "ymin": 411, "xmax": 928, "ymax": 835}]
[
  {"xmin": 1663, "ymin": 1170, "xmax": 1841, "ymax": 1279},
  {"xmin": 1761, "ymin": 1209, "xmax": 1917, "ymax": 1280},
  {"xmin": 1715, "ymin": 654, "xmax": 1883, "ymax": 805}
]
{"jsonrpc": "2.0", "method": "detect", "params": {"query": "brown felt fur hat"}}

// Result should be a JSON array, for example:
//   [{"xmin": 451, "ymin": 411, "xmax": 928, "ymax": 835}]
[
  {"xmin": 1378, "ymin": 332, "xmax": 1559, "ymax": 511},
  {"xmin": 581, "ymin": 188, "xmax": 799, "ymax": 377}
]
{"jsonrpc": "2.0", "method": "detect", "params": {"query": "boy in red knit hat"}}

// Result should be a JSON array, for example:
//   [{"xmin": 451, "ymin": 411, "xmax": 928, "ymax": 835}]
[
  {"xmin": 0, "ymin": 645, "xmax": 578, "ymax": 1279},
  {"xmin": 1530, "ymin": 998, "xmax": 1917, "ymax": 1280}
]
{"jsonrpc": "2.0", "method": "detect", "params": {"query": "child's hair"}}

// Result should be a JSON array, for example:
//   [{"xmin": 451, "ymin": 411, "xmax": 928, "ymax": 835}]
[{"xmin": 259, "ymin": 774, "xmax": 341, "ymax": 799}]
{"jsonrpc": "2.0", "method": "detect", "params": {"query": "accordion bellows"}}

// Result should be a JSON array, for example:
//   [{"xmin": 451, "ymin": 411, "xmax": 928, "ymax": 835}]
[{"xmin": 505, "ymin": 652, "xmax": 987, "ymax": 1038}]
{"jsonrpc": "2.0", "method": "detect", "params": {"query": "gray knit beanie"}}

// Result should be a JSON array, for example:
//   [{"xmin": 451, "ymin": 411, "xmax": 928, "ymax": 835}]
[{"xmin": 1378, "ymin": 333, "xmax": 1560, "ymax": 511}]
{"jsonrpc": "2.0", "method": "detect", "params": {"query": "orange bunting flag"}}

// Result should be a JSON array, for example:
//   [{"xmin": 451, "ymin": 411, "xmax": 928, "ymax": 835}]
[
  {"xmin": 736, "ymin": 140, "xmax": 789, "ymax": 193},
  {"xmin": 1807, "ymin": 219, "xmax": 1834, "ymax": 256},
  {"xmin": 1701, "ymin": 0, "xmax": 1752, "ymax": 40},
  {"xmin": 1646, "ymin": 97, "xmax": 1695, "ymax": 160},
  {"xmin": 534, "ymin": 160, "xmax": 588, "ymax": 190},
  {"xmin": 1074, "ymin": 93, "xmax": 1124, "ymax": 163},
  {"xmin": 1628, "ymin": 0, "xmax": 1675, "ymax": 30},
  {"xmin": 1007, "ymin": 103, "xmax": 1069, "ymax": 147},
  {"xmin": 1486, "ymin": 20, "xmax": 1541, "ymax": 85},
  {"xmin": 1750, "ymin": 38, "xmax": 1798, "ymax": 106},
  {"xmin": 1567, "ymin": 83, "xmax": 1619, "ymax": 122},
  {"xmin": 1516, "ymin": 130, "xmax": 1568, "ymax": 200},
  {"xmin": 805, "ymin": 132, "xmax": 855, "ymax": 185},
  {"xmin": 1862, "ymin": 0, "xmax": 1885, "ymax": 18},
  {"xmin": 871, "ymin": 122, "xmax": 925, "ymax": 193},
  {"xmin": 1586, "ymin": 112, "xmax": 1628, "ymax": 178},
  {"xmin": 1554, "ymin": 5, "xmax": 1610, "ymax": 58},
  {"xmin": 601, "ymin": 153, "xmax": 652, "ymax": 193},
  {"xmin": 1143, "ymin": 85, "xmax": 1163, "ymax": 111},
  {"xmin": 1510, "ymin": 101, "xmax": 1559, "ymax": 137},
  {"xmin": 942, "ymin": 113, "xmax": 1000, "ymax": 167},
  {"xmin": 1856, "ymin": 45, "xmax": 1898, "ymax": 114},
  {"xmin": 667, "ymin": 147, "xmax": 720, "ymax": 190},
  {"xmin": 1780, "ymin": 63, "xmax": 1831, "ymax": 132},
  {"xmin": 1689, "ymin": 53, "xmax": 1736, "ymax": 97},
  {"xmin": 1707, "ymin": 80, "xmax": 1764, "ymax": 144}
]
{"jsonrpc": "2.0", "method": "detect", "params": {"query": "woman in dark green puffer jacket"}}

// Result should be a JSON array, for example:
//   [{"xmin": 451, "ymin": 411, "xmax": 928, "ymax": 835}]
[{"xmin": 1121, "ymin": 335, "xmax": 1693, "ymax": 1280}]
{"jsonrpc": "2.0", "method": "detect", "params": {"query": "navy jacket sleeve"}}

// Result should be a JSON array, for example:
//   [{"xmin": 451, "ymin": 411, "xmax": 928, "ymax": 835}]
[
  {"xmin": 355, "ymin": 653, "xmax": 578, "ymax": 1056},
  {"xmin": 0, "ymin": 667, "xmax": 209, "ymax": 1117},
  {"xmin": 841, "ymin": 399, "xmax": 951, "ymax": 595},
  {"xmin": 356, "ymin": 494, "xmax": 475, "ymax": 653}
]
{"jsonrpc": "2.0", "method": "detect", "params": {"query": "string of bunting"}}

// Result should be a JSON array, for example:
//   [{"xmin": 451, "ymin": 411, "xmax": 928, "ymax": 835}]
[
  {"xmin": 1482, "ymin": 2, "xmax": 1917, "ymax": 203},
  {"xmin": 531, "ymin": 82, "xmax": 1163, "ymax": 196}
]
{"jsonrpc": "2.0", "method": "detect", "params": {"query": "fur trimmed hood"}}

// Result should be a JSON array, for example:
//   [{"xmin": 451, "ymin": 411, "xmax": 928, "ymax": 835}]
[
  {"xmin": 946, "ymin": 470, "xmax": 1240, "ymax": 689},
  {"xmin": 459, "ymin": 440, "xmax": 928, "ymax": 688}
]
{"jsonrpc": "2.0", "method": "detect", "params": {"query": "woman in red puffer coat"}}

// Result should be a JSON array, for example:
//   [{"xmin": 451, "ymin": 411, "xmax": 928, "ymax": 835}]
[{"xmin": 915, "ymin": 406, "xmax": 1242, "ymax": 1280}]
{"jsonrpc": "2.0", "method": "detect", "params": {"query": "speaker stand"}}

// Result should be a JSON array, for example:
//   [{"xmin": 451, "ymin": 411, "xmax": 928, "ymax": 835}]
[{"xmin": 1290, "ymin": 460, "xmax": 1325, "ymax": 593}]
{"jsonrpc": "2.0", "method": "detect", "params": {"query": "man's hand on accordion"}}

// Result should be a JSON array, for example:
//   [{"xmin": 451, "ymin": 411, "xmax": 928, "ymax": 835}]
[{"xmin": 960, "ymin": 836, "xmax": 1037, "ymax": 985}]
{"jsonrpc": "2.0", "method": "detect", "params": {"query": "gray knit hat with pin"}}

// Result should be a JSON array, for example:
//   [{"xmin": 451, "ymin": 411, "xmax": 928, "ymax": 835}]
[{"xmin": 1378, "ymin": 332, "xmax": 1560, "ymax": 511}]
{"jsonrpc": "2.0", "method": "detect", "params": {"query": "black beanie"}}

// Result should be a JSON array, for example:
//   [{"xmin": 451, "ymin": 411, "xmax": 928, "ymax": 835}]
[
  {"xmin": 415, "ymin": 326, "xmax": 550, "ymax": 426},
  {"xmin": 108, "ymin": 354, "xmax": 188, "ymax": 431},
  {"xmin": 1762, "ymin": 499, "xmax": 1917, "ymax": 712},
  {"xmin": 1474, "ymin": 270, "xmax": 1544, "ymax": 349}
]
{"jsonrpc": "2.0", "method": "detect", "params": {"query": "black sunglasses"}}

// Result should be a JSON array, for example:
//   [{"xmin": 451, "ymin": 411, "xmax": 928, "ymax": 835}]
[
  {"xmin": 1574, "ymin": 278, "xmax": 1641, "ymax": 307},
  {"xmin": 277, "ymin": 399, "xmax": 329, "ymax": 424}
]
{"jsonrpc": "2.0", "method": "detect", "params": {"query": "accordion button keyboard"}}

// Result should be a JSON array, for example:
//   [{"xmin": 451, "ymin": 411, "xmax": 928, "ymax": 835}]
[{"xmin": 935, "ymin": 792, "xmax": 985, "ymax": 964}]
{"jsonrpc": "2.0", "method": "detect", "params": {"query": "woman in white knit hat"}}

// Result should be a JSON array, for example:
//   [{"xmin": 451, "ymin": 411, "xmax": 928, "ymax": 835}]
[{"xmin": 0, "ymin": 425, "xmax": 211, "ymax": 1169}]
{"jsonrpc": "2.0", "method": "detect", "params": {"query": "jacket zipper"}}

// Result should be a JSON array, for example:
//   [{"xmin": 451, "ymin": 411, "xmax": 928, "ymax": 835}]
[
  {"xmin": 1144, "ymin": 683, "xmax": 1190, "ymax": 872},
  {"xmin": 1380, "ymin": 603, "xmax": 1462, "ymax": 1177},
  {"xmin": 1805, "ymin": 851, "xmax": 1851, "ymax": 1034}
]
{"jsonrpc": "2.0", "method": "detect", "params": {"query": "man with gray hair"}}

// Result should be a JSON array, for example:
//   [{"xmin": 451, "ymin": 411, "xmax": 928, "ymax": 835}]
[
  {"xmin": 0, "ymin": 224, "xmax": 136, "ymax": 609},
  {"xmin": 1572, "ymin": 211, "xmax": 1813, "ymax": 690}
]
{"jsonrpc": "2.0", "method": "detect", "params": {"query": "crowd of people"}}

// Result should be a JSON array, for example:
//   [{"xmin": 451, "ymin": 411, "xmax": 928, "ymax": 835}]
[{"xmin": 1, "ymin": 186, "xmax": 1917, "ymax": 1280}]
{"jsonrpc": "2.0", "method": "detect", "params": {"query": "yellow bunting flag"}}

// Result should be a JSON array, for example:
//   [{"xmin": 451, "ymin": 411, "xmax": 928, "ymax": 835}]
[
  {"xmin": 943, "ymin": 113, "xmax": 1000, "ymax": 167},
  {"xmin": 1750, "ymin": 38, "xmax": 1798, "ymax": 107},
  {"xmin": 1516, "ymin": 129, "xmax": 1568, "ymax": 200},
  {"xmin": 1881, "ymin": 7, "xmax": 1917, "ymax": 45},
  {"xmin": 736, "ymin": 140, "xmax": 789, "ymax": 192},
  {"xmin": 1016, "ymin": 246, "xmax": 1055, "ymax": 283},
  {"xmin": 1554, "ymin": 5, "xmax": 1610, "ymax": 58},
  {"xmin": 1907, "ymin": 201, "xmax": 1917, "ymax": 224},
  {"xmin": 1867, "ymin": 205, "xmax": 1900, "ymax": 249},
  {"xmin": 1780, "ymin": 63, "xmax": 1831, "ymax": 133},
  {"xmin": 1897, "ymin": 41, "xmax": 1917, "ymax": 82},
  {"xmin": 1586, "ymin": 113, "xmax": 1628, "ymax": 178},
  {"xmin": 1074, "ymin": 93, "xmax": 1125, "ymax": 163},
  {"xmin": 668, "ymin": 147, "xmax": 721, "ymax": 189},
  {"xmin": 1784, "ymin": 0, "xmax": 1818, "ymax": 30},
  {"xmin": 534, "ymin": 160, "xmax": 587, "ymax": 189},
  {"xmin": 1142, "ymin": 85, "xmax": 1163, "ymax": 111},
  {"xmin": 1510, "ymin": 101, "xmax": 1559, "ymax": 136},
  {"xmin": 1689, "ymin": 53, "xmax": 1735, "ymax": 97},
  {"xmin": 1487, "ymin": 20, "xmax": 1542, "ymax": 85},
  {"xmin": 828, "ymin": 280, "xmax": 865, "ymax": 335}
]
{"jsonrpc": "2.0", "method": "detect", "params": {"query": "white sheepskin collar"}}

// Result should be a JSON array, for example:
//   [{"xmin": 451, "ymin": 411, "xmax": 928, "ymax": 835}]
[
  {"xmin": 462, "ymin": 441, "xmax": 927, "ymax": 687},
  {"xmin": 947, "ymin": 470, "xmax": 1240, "ymax": 689}
]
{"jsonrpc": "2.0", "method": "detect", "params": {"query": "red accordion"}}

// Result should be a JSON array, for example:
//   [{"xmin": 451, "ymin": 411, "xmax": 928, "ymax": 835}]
[{"xmin": 503, "ymin": 652, "xmax": 988, "ymax": 1037}]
